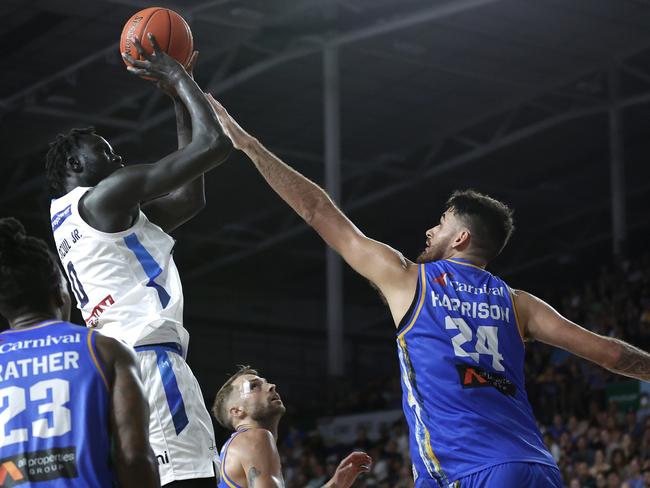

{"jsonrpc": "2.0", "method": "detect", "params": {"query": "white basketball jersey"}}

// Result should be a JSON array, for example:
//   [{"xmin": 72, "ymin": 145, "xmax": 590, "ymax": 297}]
[{"xmin": 50, "ymin": 187, "xmax": 189, "ymax": 353}]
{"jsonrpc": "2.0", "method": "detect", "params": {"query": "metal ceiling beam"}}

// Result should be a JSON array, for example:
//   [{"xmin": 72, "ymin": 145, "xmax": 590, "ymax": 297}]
[
  {"xmin": 24, "ymin": 106, "xmax": 138, "ymax": 130},
  {"xmin": 108, "ymin": 0, "xmax": 508, "ymax": 143},
  {"xmin": 328, "ymin": 0, "xmax": 503, "ymax": 48},
  {"xmin": 0, "ymin": 0, "xmax": 244, "ymax": 112},
  {"xmin": 184, "ymin": 88, "xmax": 650, "ymax": 279},
  {"xmin": 0, "ymin": 45, "xmax": 117, "ymax": 111}
]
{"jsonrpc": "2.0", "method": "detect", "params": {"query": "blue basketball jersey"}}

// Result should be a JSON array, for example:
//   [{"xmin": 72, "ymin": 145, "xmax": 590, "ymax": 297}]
[
  {"xmin": 218, "ymin": 429, "xmax": 248, "ymax": 488},
  {"xmin": 397, "ymin": 259, "xmax": 557, "ymax": 486},
  {"xmin": 0, "ymin": 320, "xmax": 114, "ymax": 487}
]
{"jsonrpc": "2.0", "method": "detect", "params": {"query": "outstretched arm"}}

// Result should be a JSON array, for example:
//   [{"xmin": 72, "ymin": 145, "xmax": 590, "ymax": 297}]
[
  {"xmin": 82, "ymin": 38, "xmax": 231, "ymax": 233},
  {"xmin": 95, "ymin": 333, "xmax": 160, "ymax": 488},
  {"xmin": 208, "ymin": 97, "xmax": 416, "ymax": 324},
  {"xmin": 142, "ymin": 51, "xmax": 208, "ymax": 232},
  {"xmin": 515, "ymin": 290, "xmax": 650, "ymax": 381}
]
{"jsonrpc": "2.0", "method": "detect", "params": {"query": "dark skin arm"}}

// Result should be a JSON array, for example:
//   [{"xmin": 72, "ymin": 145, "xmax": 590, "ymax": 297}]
[
  {"xmin": 81, "ymin": 36, "xmax": 231, "ymax": 233},
  {"xmin": 142, "ymin": 51, "xmax": 208, "ymax": 233},
  {"xmin": 94, "ymin": 333, "xmax": 160, "ymax": 488}
]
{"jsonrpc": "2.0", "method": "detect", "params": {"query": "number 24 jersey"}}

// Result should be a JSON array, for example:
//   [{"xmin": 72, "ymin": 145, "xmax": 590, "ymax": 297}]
[{"xmin": 397, "ymin": 258, "xmax": 557, "ymax": 486}]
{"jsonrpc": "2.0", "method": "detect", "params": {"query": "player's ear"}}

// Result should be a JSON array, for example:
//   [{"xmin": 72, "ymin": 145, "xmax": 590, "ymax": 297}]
[
  {"xmin": 67, "ymin": 156, "xmax": 82, "ymax": 172},
  {"xmin": 229, "ymin": 405, "xmax": 244, "ymax": 420},
  {"xmin": 453, "ymin": 229, "xmax": 471, "ymax": 249}
]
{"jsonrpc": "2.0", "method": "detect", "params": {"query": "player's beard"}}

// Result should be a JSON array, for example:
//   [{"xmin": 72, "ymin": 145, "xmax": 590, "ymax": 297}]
[
  {"xmin": 416, "ymin": 237, "xmax": 450, "ymax": 264},
  {"xmin": 252, "ymin": 402, "xmax": 286, "ymax": 424}
]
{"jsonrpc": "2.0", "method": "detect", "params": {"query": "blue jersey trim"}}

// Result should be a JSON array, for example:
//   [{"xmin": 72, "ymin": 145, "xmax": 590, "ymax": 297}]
[
  {"xmin": 135, "ymin": 342, "xmax": 182, "ymax": 355},
  {"xmin": 220, "ymin": 429, "xmax": 248, "ymax": 488},
  {"xmin": 88, "ymin": 330, "xmax": 110, "ymax": 391},
  {"xmin": 123, "ymin": 233, "xmax": 171, "ymax": 308},
  {"xmin": 155, "ymin": 349, "xmax": 189, "ymax": 435}
]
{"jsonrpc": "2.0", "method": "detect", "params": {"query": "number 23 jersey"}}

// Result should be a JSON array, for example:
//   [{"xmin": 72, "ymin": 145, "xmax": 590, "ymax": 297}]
[
  {"xmin": 397, "ymin": 258, "xmax": 556, "ymax": 485},
  {"xmin": 50, "ymin": 187, "xmax": 188, "ymax": 351},
  {"xmin": 0, "ymin": 321, "xmax": 114, "ymax": 486}
]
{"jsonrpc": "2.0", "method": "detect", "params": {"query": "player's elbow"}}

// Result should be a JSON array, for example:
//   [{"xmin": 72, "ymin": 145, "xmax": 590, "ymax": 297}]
[
  {"xmin": 603, "ymin": 337, "xmax": 623, "ymax": 370},
  {"xmin": 197, "ymin": 128, "xmax": 233, "ymax": 163}
]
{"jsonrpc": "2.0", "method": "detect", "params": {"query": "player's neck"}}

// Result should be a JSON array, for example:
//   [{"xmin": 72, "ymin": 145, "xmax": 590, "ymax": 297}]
[
  {"xmin": 447, "ymin": 251, "xmax": 486, "ymax": 268},
  {"xmin": 9, "ymin": 311, "xmax": 60, "ymax": 330},
  {"xmin": 236, "ymin": 417, "xmax": 281, "ymax": 440}
]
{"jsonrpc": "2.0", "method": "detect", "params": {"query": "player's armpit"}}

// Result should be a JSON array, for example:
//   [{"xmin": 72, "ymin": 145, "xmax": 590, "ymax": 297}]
[{"xmin": 308, "ymin": 203, "xmax": 418, "ymax": 323}]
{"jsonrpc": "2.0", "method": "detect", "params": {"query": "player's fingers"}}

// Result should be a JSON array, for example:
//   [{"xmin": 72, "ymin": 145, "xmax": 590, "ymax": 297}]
[
  {"xmin": 132, "ymin": 36, "xmax": 149, "ymax": 60},
  {"xmin": 148, "ymin": 32, "xmax": 163, "ymax": 56},
  {"xmin": 187, "ymin": 50, "xmax": 199, "ymax": 72},
  {"xmin": 206, "ymin": 94, "xmax": 227, "ymax": 115},
  {"xmin": 126, "ymin": 66, "xmax": 158, "ymax": 78},
  {"xmin": 122, "ymin": 53, "xmax": 149, "ymax": 68},
  {"xmin": 341, "ymin": 451, "xmax": 371, "ymax": 465}
]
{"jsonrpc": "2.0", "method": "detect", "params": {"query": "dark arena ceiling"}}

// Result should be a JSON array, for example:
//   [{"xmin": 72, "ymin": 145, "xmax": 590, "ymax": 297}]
[{"xmin": 2, "ymin": 0, "xmax": 650, "ymax": 408}]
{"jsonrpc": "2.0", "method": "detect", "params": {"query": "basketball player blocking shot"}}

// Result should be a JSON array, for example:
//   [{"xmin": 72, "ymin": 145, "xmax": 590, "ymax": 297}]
[
  {"xmin": 46, "ymin": 35, "xmax": 231, "ymax": 487},
  {"xmin": 208, "ymin": 97, "xmax": 650, "ymax": 487}
]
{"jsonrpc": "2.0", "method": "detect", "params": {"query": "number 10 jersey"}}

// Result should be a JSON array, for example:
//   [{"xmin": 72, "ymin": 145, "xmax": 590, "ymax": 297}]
[
  {"xmin": 50, "ymin": 187, "xmax": 188, "ymax": 352},
  {"xmin": 397, "ymin": 258, "xmax": 557, "ymax": 486}
]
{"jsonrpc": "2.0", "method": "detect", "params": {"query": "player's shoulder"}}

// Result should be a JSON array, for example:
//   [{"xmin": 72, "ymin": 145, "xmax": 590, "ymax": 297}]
[
  {"xmin": 93, "ymin": 333, "xmax": 137, "ymax": 369},
  {"xmin": 232, "ymin": 428, "xmax": 277, "ymax": 453}
]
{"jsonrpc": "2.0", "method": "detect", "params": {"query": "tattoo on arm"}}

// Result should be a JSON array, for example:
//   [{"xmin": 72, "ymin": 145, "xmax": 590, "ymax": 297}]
[
  {"xmin": 609, "ymin": 338, "xmax": 650, "ymax": 381},
  {"xmin": 247, "ymin": 467, "xmax": 261, "ymax": 487}
]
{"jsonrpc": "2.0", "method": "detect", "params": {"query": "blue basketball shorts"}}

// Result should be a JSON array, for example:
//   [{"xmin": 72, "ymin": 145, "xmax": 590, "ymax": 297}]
[{"xmin": 454, "ymin": 462, "xmax": 562, "ymax": 487}]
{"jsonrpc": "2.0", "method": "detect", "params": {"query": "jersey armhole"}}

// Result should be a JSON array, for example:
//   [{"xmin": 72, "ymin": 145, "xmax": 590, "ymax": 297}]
[
  {"xmin": 87, "ymin": 330, "xmax": 110, "ymax": 391},
  {"xmin": 221, "ymin": 431, "xmax": 248, "ymax": 488},
  {"xmin": 396, "ymin": 265, "xmax": 422, "ymax": 335},
  {"xmin": 508, "ymin": 288, "xmax": 527, "ymax": 344},
  {"xmin": 76, "ymin": 188, "xmax": 142, "ymax": 237}
]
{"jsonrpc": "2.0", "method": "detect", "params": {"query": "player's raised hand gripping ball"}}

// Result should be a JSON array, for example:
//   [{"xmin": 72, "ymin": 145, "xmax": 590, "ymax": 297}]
[{"xmin": 120, "ymin": 7, "xmax": 193, "ymax": 68}]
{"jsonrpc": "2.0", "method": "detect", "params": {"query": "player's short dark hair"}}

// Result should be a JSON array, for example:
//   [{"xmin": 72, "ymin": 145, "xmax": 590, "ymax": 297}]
[
  {"xmin": 212, "ymin": 365, "xmax": 258, "ymax": 430},
  {"xmin": 446, "ymin": 189, "xmax": 514, "ymax": 261},
  {"xmin": 45, "ymin": 127, "xmax": 96, "ymax": 197},
  {"xmin": 0, "ymin": 217, "xmax": 61, "ymax": 315}
]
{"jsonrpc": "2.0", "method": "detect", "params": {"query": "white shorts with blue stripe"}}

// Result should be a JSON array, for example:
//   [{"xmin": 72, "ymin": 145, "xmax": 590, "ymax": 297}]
[{"xmin": 135, "ymin": 343, "xmax": 217, "ymax": 486}]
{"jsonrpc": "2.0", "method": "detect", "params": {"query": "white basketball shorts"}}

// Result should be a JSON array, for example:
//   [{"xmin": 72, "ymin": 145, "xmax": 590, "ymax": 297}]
[{"xmin": 135, "ymin": 343, "xmax": 217, "ymax": 485}]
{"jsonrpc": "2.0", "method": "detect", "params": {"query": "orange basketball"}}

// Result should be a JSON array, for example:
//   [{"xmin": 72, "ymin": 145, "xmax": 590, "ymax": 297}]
[{"xmin": 120, "ymin": 7, "xmax": 193, "ymax": 68}]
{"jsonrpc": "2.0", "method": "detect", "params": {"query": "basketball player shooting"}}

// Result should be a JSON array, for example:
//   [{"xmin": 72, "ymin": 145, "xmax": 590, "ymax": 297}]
[
  {"xmin": 208, "ymin": 97, "xmax": 650, "ymax": 487},
  {"xmin": 212, "ymin": 366, "xmax": 372, "ymax": 488},
  {"xmin": 0, "ymin": 217, "xmax": 159, "ymax": 487},
  {"xmin": 46, "ymin": 35, "xmax": 231, "ymax": 487}
]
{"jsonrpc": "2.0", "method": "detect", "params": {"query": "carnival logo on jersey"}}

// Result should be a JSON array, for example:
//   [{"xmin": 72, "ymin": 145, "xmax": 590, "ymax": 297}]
[
  {"xmin": 455, "ymin": 364, "xmax": 516, "ymax": 397},
  {"xmin": 51, "ymin": 205, "xmax": 72, "ymax": 232},
  {"xmin": 0, "ymin": 334, "xmax": 81, "ymax": 354},
  {"xmin": 0, "ymin": 447, "xmax": 77, "ymax": 487},
  {"xmin": 85, "ymin": 295, "xmax": 115, "ymax": 328},
  {"xmin": 450, "ymin": 281, "xmax": 505, "ymax": 297}
]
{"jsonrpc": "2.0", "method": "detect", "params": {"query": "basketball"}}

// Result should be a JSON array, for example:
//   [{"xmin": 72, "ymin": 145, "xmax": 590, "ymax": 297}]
[{"xmin": 120, "ymin": 7, "xmax": 193, "ymax": 68}]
